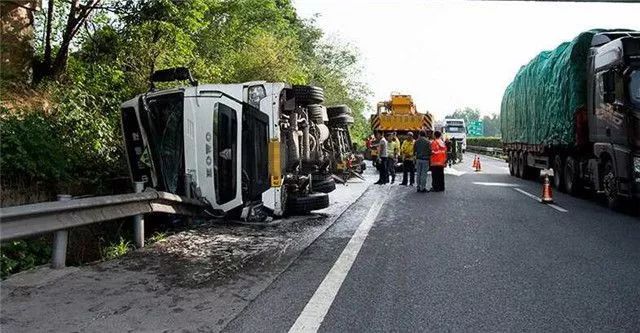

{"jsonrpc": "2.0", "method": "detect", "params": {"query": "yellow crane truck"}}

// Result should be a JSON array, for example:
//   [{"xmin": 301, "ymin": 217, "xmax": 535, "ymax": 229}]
[{"xmin": 366, "ymin": 93, "xmax": 433, "ymax": 163}]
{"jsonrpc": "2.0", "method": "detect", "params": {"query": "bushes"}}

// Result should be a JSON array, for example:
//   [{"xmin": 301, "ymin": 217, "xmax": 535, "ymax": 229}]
[
  {"xmin": 1, "ymin": 239, "xmax": 51, "ymax": 279},
  {"xmin": 1, "ymin": 63, "xmax": 128, "ymax": 186},
  {"xmin": 467, "ymin": 137, "xmax": 502, "ymax": 148}
]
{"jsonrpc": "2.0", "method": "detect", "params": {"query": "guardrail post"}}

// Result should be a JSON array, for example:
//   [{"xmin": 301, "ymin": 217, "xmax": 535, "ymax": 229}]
[
  {"xmin": 133, "ymin": 182, "xmax": 145, "ymax": 248},
  {"xmin": 52, "ymin": 194, "xmax": 71, "ymax": 269}
]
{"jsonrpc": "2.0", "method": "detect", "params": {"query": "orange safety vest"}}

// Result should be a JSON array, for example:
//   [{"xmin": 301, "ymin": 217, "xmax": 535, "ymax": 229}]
[{"xmin": 430, "ymin": 139, "xmax": 447, "ymax": 166}]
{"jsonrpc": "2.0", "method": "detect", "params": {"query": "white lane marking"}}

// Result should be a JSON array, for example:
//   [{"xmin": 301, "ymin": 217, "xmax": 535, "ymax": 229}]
[
  {"xmin": 514, "ymin": 188, "xmax": 568, "ymax": 213},
  {"xmin": 548, "ymin": 204, "xmax": 568, "ymax": 213},
  {"xmin": 289, "ymin": 196, "xmax": 386, "ymax": 333},
  {"xmin": 473, "ymin": 182, "xmax": 519, "ymax": 187},
  {"xmin": 514, "ymin": 188, "xmax": 540, "ymax": 201}
]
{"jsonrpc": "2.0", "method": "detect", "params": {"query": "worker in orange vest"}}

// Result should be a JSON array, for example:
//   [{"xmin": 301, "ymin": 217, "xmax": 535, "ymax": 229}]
[{"xmin": 430, "ymin": 131, "xmax": 447, "ymax": 192}]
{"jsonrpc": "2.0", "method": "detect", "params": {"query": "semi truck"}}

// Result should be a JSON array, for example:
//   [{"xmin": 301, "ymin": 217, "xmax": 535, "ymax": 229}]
[
  {"xmin": 120, "ymin": 67, "xmax": 335, "ymax": 221},
  {"xmin": 501, "ymin": 30, "xmax": 640, "ymax": 209},
  {"xmin": 443, "ymin": 118, "xmax": 467, "ymax": 152}
]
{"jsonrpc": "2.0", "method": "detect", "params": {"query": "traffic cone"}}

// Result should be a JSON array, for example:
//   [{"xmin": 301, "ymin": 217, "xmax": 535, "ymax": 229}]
[
  {"xmin": 541, "ymin": 174, "xmax": 554, "ymax": 204},
  {"xmin": 475, "ymin": 157, "xmax": 482, "ymax": 172},
  {"xmin": 472, "ymin": 156, "xmax": 478, "ymax": 169}
]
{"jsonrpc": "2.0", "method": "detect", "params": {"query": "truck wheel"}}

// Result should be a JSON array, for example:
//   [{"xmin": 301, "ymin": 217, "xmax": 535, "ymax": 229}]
[
  {"xmin": 329, "ymin": 114, "xmax": 355, "ymax": 125},
  {"xmin": 508, "ymin": 152, "xmax": 516, "ymax": 176},
  {"xmin": 603, "ymin": 160, "xmax": 621, "ymax": 210},
  {"xmin": 307, "ymin": 104, "xmax": 326, "ymax": 124},
  {"xmin": 287, "ymin": 193, "xmax": 330, "ymax": 214},
  {"xmin": 516, "ymin": 151, "xmax": 524, "ymax": 178},
  {"xmin": 293, "ymin": 85, "xmax": 324, "ymax": 105},
  {"xmin": 311, "ymin": 175, "xmax": 336, "ymax": 193},
  {"xmin": 327, "ymin": 105, "xmax": 351, "ymax": 118},
  {"xmin": 552, "ymin": 155, "xmax": 564, "ymax": 191},
  {"xmin": 564, "ymin": 156, "xmax": 579, "ymax": 195}
]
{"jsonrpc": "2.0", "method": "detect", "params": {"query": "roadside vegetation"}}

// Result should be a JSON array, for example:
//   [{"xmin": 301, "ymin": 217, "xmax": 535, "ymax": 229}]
[
  {"xmin": 466, "ymin": 137, "xmax": 502, "ymax": 148},
  {"xmin": 445, "ymin": 107, "xmax": 501, "ymax": 137},
  {"xmin": 0, "ymin": 0, "xmax": 371, "ymax": 278}
]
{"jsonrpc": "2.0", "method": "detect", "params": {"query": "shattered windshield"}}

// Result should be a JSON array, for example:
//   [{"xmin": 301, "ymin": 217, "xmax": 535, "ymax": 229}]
[
  {"xmin": 144, "ymin": 93, "xmax": 184, "ymax": 194},
  {"xmin": 630, "ymin": 70, "xmax": 640, "ymax": 108}
]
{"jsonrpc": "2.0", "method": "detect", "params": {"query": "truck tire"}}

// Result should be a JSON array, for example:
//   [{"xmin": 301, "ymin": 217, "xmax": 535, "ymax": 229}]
[
  {"xmin": 307, "ymin": 104, "xmax": 325, "ymax": 123},
  {"xmin": 329, "ymin": 114, "xmax": 354, "ymax": 125},
  {"xmin": 293, "ymin": 85, "xmax": 324, "ymax": 105},
  {"xmin": 327, "ymin": 105, "xmax": 351, "ymax": 118},
  {"xmin": 508, "ymin": 152, "xmax": 516, "ymax": 176},
  {"xmin": 311, "ymin": 173, "xmax": 336, "ymax": 193},
  {"xmin": 287, "ymin": 193, "xmax": 329, "ymax": 214},
  {"xmin": 603, "ymin": 160, "xmax": 622, "ymax": 210},
  {"xmin": 564, "ymin": 156, "xmax": 580, "ymax": 195},
  {"xmin": 516, "ymin": 151, "xmax": 524, "ymax": 178},
  {"xmin": 552, "ymin": 155, "xmax": 564, "ymax": 191},
  {"xmin": 312, "ymin": 178, "xmax": 336, "ymax": 193}
]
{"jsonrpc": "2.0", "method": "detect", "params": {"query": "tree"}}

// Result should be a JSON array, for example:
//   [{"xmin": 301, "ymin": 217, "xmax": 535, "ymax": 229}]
[
  {"xmin": 34, "ymin": 0, "xmax": 105, "ymax": 81},
  {"xmin": 445, "ymin": 107, "xmax": 480, "ymax": 125},
  {"xmin": 482, "ymin": 113, "xmax": 501, "ymax": 137}
]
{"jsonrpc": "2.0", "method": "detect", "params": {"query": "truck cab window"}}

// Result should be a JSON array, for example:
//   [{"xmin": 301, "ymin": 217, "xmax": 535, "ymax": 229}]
[
  {"xmin": 213, "ymin": 102, "xmax": 237, "ymax": 205},
  {"xmin": 144, "ymin": 93, "xmax": 184, "ymax": 194}
]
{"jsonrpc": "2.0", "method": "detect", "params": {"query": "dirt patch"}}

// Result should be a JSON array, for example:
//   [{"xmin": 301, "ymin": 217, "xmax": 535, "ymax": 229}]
[{"xmin": 120, "ymin": 216, "xmax": 327, "ymax": 288}]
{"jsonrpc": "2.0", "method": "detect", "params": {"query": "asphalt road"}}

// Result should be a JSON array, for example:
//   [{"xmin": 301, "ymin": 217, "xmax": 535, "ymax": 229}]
[{"xmin": 224, "ymin": 154, "xmax": 640, "ymax": 332}]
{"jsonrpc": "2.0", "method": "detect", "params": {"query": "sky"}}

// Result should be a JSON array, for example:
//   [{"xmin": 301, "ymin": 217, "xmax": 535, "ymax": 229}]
[{"xmin": 293, "ymin": 0, "xmax": 640, "ymax": 120}]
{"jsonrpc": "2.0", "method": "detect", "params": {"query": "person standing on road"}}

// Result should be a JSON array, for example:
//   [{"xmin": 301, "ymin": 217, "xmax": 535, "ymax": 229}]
[
  {"xmin": 400, "ymin": 132, "xmax": 416, "ymax": 186},
  {"xmin": 388, "ymin": 132, "xmax": 400, "ymax": 184},
  {"xmin": 413, "ymin": 130, "xmax": 431, "ymax": 193},
  {"xmin": 430, "ymin": 131, "xmax": 447, "ymax": 192},
  {"xmin": 374, "ymin": 131, "xmax": 389, "ymax": 185}
]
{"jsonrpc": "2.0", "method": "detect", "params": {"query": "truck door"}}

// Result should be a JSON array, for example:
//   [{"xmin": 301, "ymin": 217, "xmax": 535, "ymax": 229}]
[{"xmin": 194, "ymin": 92, "xmax": 244, "ymax": 212}]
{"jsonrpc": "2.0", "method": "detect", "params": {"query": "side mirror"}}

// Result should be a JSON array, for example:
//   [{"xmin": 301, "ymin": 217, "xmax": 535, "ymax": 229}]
[{"xmin": 603, "ymin": 71, "xmax": 615, "ymax": 104}]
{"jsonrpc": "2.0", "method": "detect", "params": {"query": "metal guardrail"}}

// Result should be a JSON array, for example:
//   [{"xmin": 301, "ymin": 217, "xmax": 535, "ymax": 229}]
[
  {"xmin": 467, "ymin": 145, "xmax": 504, "ymax": 158},
  {"xmin": 0, "ymin": 186, "xmax": 206, "ymax": 268}
]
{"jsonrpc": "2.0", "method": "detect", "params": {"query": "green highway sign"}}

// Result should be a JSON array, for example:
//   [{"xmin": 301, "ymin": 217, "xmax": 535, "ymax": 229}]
[{"xmin": 468, "ymin": 120, "xmax": 484, "ymax": 137}]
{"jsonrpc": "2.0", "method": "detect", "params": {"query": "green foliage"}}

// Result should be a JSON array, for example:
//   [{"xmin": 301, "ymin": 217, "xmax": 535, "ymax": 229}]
[
  {"xmin": 446, "ymin": 107, "xmax": 481, "ymax": 125},
  {"xmin": 1, "ymin": 60, "xmax": 127, "ymax": 183},
  {"xmin": 482, "ymin": 114, "xmax": 501, "ymax": 137},
  {"xmin": 1, "ymin": 239, "xmax": 51, "ymax": 279},
  {"xmin": 1, "ymin": 106, "xmax": 69, "ymax": 180},
  {"xmin": 149, "ymin": 232, "xmax": 168, "ymax": 244},
  {"xmin": 2, "ymin": 0, "xmax": 371, "ymax": 278},
  {"xmin": 102, "ymin": 238, "xmax": 131, "ymax": 260},
  {"xmin": 467, "ymin": 137, "xmax": 503, "ymax": 148}
]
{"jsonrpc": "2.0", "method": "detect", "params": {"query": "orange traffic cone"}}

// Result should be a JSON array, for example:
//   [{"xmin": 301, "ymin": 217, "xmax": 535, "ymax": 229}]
[
  {"xmin": 472, "ymin": 156, "xmax": 478, "ymax": 169},
  {"xmin": 541, "ymin": 174, "xmax": 554, "ymax": 204},
  {"xmin": 475, "ymin": 157, "xmax": 482, "ymax": 172}
]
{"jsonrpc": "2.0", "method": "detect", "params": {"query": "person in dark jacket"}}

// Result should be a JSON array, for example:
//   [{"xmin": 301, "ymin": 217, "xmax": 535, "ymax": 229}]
[
  {"xmin": 413, "ymin": 130, "xmax": 431, "ymax": 193},
  {"xmin": 374, "ymin": 131, "xmax": 389, "ymax": 185}
]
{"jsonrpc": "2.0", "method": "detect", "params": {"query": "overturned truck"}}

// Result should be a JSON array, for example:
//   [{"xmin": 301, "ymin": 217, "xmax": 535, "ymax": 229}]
[{"xmin": 120, "ymin": 68, "xmax": 337, "ymax": 221}]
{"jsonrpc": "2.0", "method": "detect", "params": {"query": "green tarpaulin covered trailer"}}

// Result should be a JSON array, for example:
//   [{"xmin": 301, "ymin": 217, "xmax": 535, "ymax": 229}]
[{"xmin": 500, "ymin": 31, "xmax": 598, "ymax": 147}]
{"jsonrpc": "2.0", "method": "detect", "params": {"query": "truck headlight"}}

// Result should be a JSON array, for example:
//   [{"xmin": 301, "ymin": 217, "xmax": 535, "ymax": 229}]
[
  {"xmin": 248, "ymin": 85, "xmax": 266, "ymax": 108},
  {"xmin": 635, "ymin": 156, "xmax": 640, "ymax": 182}
]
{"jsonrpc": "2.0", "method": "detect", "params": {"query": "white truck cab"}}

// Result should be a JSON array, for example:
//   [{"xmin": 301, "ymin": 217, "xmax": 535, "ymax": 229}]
[
  {"xmin": 443, "ymin": 118, "xmax": 467, "ymax": 151},
  {"xmin": 121, "ymin": 68, "xmax": 331, "ymax": 221}
]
